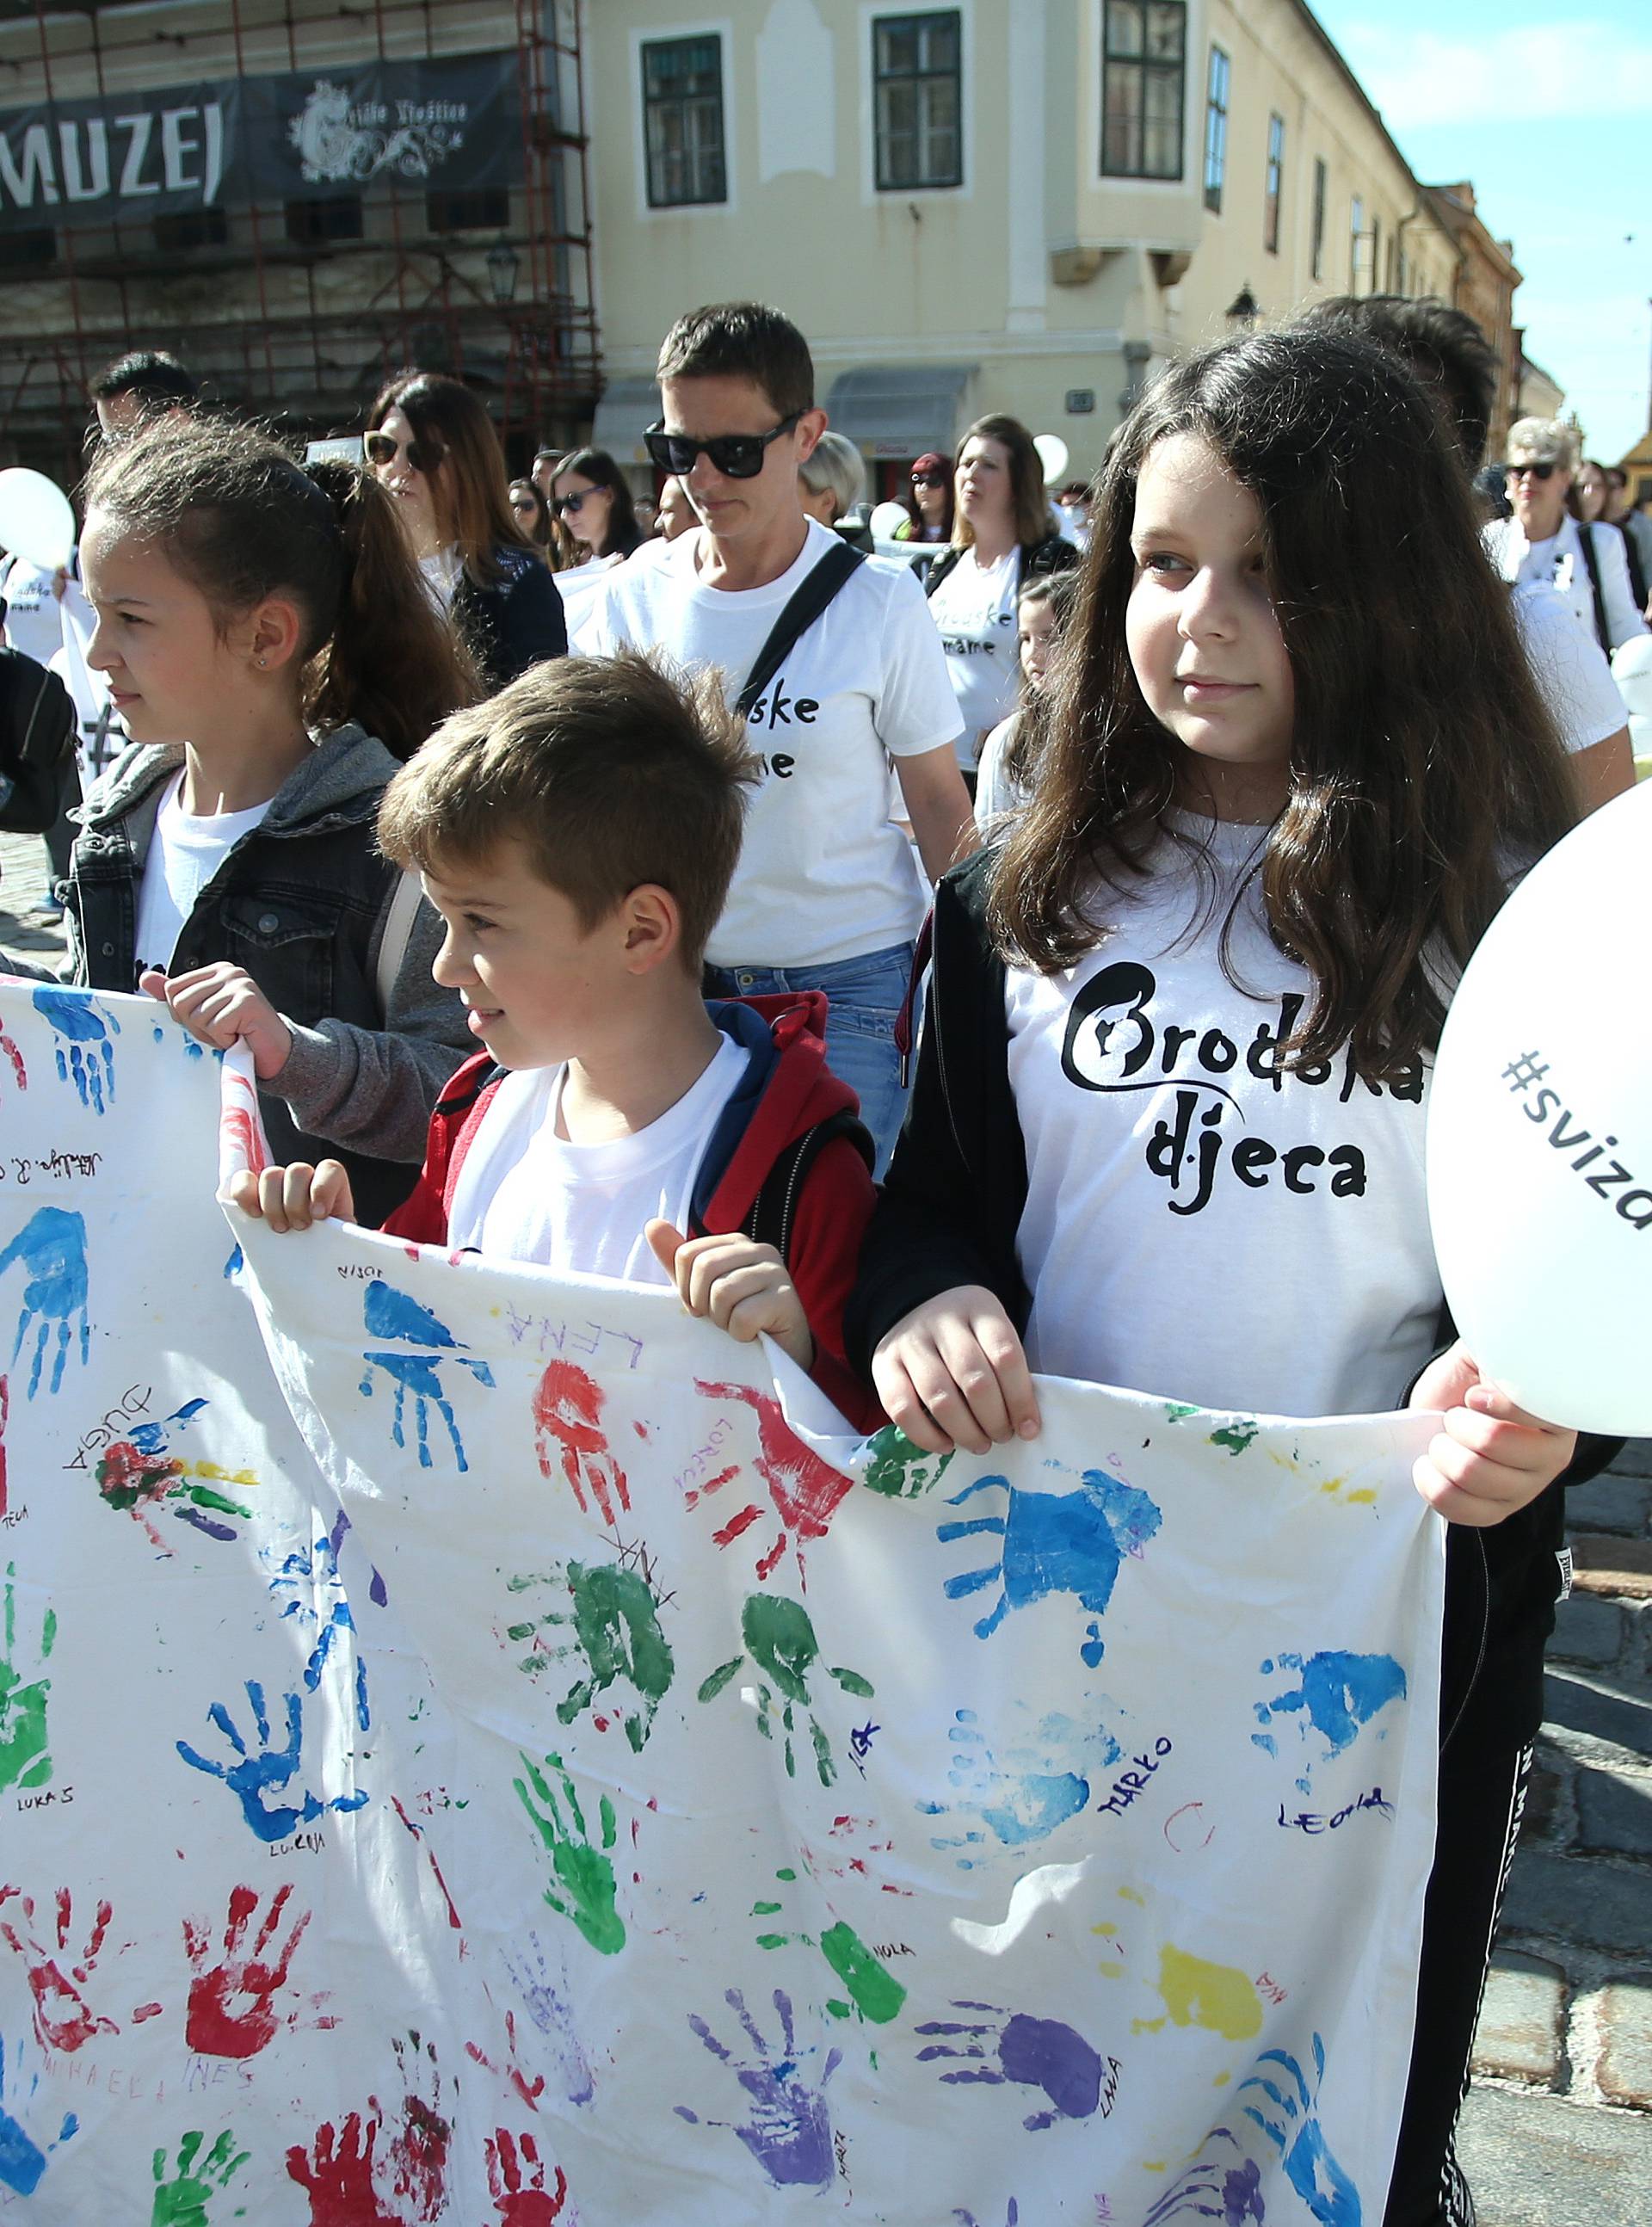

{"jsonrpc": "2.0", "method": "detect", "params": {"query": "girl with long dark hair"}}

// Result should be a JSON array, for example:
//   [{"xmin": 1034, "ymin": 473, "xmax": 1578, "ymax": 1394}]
[
  {"xmin": 850, "ymin": 325, "xmax": 1607, "ymax": 2226},
  {"xmin": 367, "ymin": 371, "xmax": 566, "ymax": 685}
]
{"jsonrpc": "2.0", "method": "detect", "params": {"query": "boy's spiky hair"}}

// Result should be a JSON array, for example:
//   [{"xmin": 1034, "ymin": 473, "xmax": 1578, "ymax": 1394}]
[{"xmin": 378, "ymin": 651, "xmax": 759, "ymax": 970}]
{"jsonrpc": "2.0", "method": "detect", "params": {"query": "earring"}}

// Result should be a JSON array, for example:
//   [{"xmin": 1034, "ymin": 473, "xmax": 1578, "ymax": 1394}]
[{"xmin": 256, "ymin": 656, "xmax": 267, "ymax": 669}]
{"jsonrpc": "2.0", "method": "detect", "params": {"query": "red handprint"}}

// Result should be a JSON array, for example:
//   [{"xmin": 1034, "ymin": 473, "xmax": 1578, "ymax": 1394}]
[
  {"xmin": 465, "ymin": 2006, "xmax": 546, "ymax": 2113},
  {"xmin": 533, "ymin": 1361, "xmax": 629, "ymax": 1527},
  {"xmin": 693, "ymin": 1379, "xmax": 855, "ymax": 1581},
  {"xmin": 285, "ymin": 2110, "xmax": 401, "ymax": 2227},
  {"xmin": 486, "ymin": 2128, "xmax": 569, "ymax": 2224},
  {"xmin": 0, "ymin": 1886, "xmax": 120, "ymax": 2052},
  {"xmin": 0, "ymin": 1022, "xmax": 24, "ymax": 1098},
  {"xmin": 182, "ymin": 1882, "xmax": 336, "ymax": 2059},
  {"xmin": 386, "ymin": 2031, "xmax": 453, "ymax": 2222}
]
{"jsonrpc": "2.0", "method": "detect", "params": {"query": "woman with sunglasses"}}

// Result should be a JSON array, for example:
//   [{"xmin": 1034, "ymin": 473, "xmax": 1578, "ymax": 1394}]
[
  {"xmin": 550, "ymin": 449, "xmax": 644, "ymax": 569},
  {"xmin": 921, "ymin": 414, "xmax": 1079, "ymax": 790},
  {"xmin": 367, "ymin": 372, "xmax": 567, "ymax": 688},
  {"xmin": 895, "ymin": 452, "xmax": 953, "ymax": 542},
  {"xmin": 508, "ymin": 477, "xmax": 553, "ymax": 550},
  {"xmin": 1483, "ymin": 417, "xmax": 1649, "ymax": 657}
]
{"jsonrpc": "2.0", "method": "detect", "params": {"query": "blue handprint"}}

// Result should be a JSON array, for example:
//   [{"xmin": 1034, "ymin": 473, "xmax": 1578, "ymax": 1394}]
[
  {"xmin": 0, "ymin": 2033, "xmax": 78, "ymax": 2197},
  {"xmin": 176, "ymin": 1678, "xmax": 369, "ymax": 1845},
  {"xmin": 0, "ymin": 1206, "xmax": 89, "ymax": 1398},
  {"xmin": 918, "ymin": 1707, "xmax": 1099, "ymax": 1866},
  {"xmin": 1251, "ymin": 1651, "xmax": 1407, "ymax": 1796},
  {"xmin": 360, "ymin": 1281, "xmax": 494, "ymax": 1471},
  {"xmin": 263, "ymin": 1524, "xmax": 369, "ymax": 1727},
  {"xmin": 675, "ymin": 1987, "xmax": 841, "ymax": 2189},
  {"xmin": 1143, "ymin": 2129, "xmax": 1267, "ymax": 2224},
  {"xmin": 1238, "ymin": 2033, "xmax": 1361, "ymax": 2226},
  {"xmin": 32, "ymin": 988, "xmax": 119, "ymax": 1114},
  {"xmin": 938, "ymin": 1468, "xmax": 1162, "ymax": 1663}
]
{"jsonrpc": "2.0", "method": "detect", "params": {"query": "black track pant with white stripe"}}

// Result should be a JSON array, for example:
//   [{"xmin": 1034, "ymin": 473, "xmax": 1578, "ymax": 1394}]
[{"xmin": 1384, "ymin": 1738, "xmax": 1533, "ymax": 2226}]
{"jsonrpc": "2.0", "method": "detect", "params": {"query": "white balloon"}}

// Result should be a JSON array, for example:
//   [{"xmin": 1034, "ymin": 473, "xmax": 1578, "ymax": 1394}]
[
  {"xmin": 1033, "ymin": 434, "xmax": 1069, "ymax": 486},
  {"xmin": 1425, "ymin": 780, "xmax": 1652, "ymax": 1434},
  {"xmin": 0, "ymin": 467, "xmax": 75, "ymax": 571},
  {"xmin": 869, "ymin": 499, "xmax": 911, "ymax": 542}
]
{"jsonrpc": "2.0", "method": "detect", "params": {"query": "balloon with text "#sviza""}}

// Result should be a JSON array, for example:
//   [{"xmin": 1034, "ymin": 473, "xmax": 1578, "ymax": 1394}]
[
  {"xmin": 0, "ymin": 467, "xmax": 75, "ymax": 571},
  {"xmin": 1426, "ymin": 780, "xmax": 1652, "ymax": 1435}
]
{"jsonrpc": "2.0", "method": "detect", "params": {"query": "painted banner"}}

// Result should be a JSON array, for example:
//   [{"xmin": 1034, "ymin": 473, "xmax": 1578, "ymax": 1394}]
[
  {"xmin": 0, "ymin": 52, "xmax": 521, "ymax": 234},
  {"xmin": 0, "ymin": 985, "xmax": 1444, "ymax": 2224}
]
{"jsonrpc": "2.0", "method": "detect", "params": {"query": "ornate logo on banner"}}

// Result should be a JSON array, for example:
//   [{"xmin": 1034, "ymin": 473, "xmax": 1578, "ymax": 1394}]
[{"xmin": 287, "ymin": 79, "xmax": 466, "ymax": 184}]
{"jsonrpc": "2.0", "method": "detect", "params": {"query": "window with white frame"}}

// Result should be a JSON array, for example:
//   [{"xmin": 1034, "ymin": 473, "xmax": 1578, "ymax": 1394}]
[
  {"xmin": 1102, "ymin": 0, "xmax": 1187, "ymax": 181},
  {"xmin": 1203, "ymin": 45, "xmax": 1229, "ymax": 213},
  {"xmin": 640, "ymin": 34, "xmax": 727, "ymax": 208},
  {"xmin": 873, "ymin": 11, "xmax": 964, "ymax": 191},
  {"xmin": 1310, "ymin": 157, "xmax": 1326, "ymax": 281}
]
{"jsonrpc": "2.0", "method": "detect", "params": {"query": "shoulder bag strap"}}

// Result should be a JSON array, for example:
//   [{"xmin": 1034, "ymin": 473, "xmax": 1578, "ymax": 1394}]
[
  {"xmin": 373, "ymin": 867, "xmax": 426, "ymax": 1021},
  {"xmin": 1574, "ymin": 522, "xmax": 1612, "ymax": 652},
  {"xmin": 733, "ymin": 540, "xmax": 866, "ymax": 718}
]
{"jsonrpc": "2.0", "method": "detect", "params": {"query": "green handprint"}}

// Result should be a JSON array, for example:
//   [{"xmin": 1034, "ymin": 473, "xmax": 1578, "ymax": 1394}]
[
  {"xmin": 699, "ymin": 1594, "xmax": 874, "ymax": 1786},
  {"xmin": 503, "ymin": 1560, "xmax": 675, "ymax": 1753},
  {"xmin": 151, "ymin": 2128, "xmax": 250, "ymax": 2225},
  {"xmin": 861, "ymin": 1426, "xmax": 957, "ymax": 1500},
  {"xmin": 0, "ymin": 1563, "xmax": 55, "ymax": 1797},
  {"xmin": 513, "ymin": 1750, "xmax": 626, "ymax": 1955},
  {"xmin": 753, "ymin": 1867, "xmax": 907, "ymax": 2025}
]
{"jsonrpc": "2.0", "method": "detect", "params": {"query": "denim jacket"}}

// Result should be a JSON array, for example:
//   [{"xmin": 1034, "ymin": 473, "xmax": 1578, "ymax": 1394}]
[{"xmin": 59, "ymin": 725, "xmax": 471, "ymax": 1223}]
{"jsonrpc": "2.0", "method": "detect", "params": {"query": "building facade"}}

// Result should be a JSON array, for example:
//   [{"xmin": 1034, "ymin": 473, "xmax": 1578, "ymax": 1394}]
[{"xmin": 0, "ymin": 0, "xmax": 1528, "ymax": 492}]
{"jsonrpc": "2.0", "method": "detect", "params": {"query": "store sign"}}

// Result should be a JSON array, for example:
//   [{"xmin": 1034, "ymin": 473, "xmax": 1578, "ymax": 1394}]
[{"xmin": 0, "ymin": 51, "xmax": 521, "ymax": 232}]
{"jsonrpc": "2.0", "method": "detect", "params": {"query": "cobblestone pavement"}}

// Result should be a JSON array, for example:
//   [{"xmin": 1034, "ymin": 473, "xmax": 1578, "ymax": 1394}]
[
  {"xmin": 1460, "ymin": 1435, "xmax": 1652, "ymax": 2221},
  {"xmin": 2, "ymin": 816, "xmax": 1646, "ymax": 2216}
]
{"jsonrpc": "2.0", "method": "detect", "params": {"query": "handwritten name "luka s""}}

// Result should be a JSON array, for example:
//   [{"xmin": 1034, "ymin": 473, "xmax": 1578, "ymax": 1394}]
[{"xmin": 1503, "ymin": 1052, "xmax": 1652, "ymax": 1230}]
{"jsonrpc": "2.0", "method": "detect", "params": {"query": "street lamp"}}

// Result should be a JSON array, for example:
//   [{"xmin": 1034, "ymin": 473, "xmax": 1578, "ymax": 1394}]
[
  {"xmin": 1225, "ymin": 283, "xmax": 1260, "ymax": 336},
  {"xmin": 486, "ymin": 234, "xmax": 521, "ymax": 305}
]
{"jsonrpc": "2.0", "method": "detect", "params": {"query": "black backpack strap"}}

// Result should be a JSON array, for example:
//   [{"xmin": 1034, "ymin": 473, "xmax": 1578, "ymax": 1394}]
[
  {"xmin": 923, "ymin": 544, "xmax": 960, "ymax": 599},
  {"xmin": 743, "ymin": 1108, "xmax": 874, "ymax": 1264},
  {"xmin": 1573, "ymin": 522, "xmax": 1612, "ymax": 652},
  {"xmin": 733, "ymin": 541, "xmax": 865, "ymax": 717}
]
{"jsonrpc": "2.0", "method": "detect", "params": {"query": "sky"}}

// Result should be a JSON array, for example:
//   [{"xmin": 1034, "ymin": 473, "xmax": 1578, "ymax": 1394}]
[{"xmin": 1310, "ymin": 0, "xmax": 1652, "ymax": 460}]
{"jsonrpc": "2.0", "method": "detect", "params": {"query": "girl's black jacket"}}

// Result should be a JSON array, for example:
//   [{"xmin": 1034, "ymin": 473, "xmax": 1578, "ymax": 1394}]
[{"xmin": 845, "ymin": 848, "xmax": 1621, "ymax": 1760}]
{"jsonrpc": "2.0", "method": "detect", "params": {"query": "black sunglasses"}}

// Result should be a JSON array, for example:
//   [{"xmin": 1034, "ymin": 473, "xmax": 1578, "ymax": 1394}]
[
  {"xmin": 554, "ymin": 488, "xmax": 601, "ymax": 515},
  {"xmin": 910, "ymin": 472, "xmax": 948, "ymax": 489},
  {"xmin": 644, "ymin": 414, "xmax": 801, "ymax": 480},
  {"xmin": 1507, "ymin": 460, "xmax": 1557, "ymax": 482},
  {"xmin": 365, "ymin": 429, "xmax": 445, "ymax": 474}
]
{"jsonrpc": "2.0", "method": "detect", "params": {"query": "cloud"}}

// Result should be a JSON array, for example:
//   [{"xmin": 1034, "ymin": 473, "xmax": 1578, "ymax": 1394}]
[{"xmin": 1339, "ymin": 19, "xmax": 1652, "ymax": 126}]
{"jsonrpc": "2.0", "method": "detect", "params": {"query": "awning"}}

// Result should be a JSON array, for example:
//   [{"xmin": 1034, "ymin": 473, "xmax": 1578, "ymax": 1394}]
[
  {"xmin": 823, "ymin": 363, "xmax": 976, "ymax": 459},
  {"xmin": 589, "ymin": 376, "xmax": 661, "ymax": 467}
]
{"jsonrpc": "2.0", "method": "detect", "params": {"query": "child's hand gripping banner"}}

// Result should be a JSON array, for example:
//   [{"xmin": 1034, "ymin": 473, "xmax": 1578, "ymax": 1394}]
[{"xmin": 0, "ymin": 985, "xmax": 1443, "ymax": 2224}]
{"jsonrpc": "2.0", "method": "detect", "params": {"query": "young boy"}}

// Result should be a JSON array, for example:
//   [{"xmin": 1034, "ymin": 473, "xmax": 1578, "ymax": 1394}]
[{"xmin": 230, "ymin": 651, "xmax": 881, "ymax": 1427}]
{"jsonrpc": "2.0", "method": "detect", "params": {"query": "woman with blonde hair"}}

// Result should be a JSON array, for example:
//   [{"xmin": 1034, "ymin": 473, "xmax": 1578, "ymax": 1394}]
[{"xmin": 367, "ymin": 371, "xmax": 566, "ymax": 685}]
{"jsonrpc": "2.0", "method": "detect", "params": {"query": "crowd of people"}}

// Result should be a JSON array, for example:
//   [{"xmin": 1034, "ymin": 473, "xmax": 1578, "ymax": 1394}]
[{"xmin": 0, "ymin": 292, "xmax": 1637, "ymax": 2227}]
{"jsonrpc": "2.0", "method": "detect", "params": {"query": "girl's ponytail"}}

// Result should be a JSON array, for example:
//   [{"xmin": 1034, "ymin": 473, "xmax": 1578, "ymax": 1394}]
[{"xmin": 304, "ymin": 460, "xmax": 481, "ymax": 761}]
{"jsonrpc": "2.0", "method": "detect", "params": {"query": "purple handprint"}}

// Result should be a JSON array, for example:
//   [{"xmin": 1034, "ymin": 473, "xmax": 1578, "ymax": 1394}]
[
  {"xmin": 675, "ymin": 1987, "xmax": 840, "ymax": 2189},
  {"xmin": 1143, "ymin": 2129, "xmax": 1267, "ymax": 2225},
  {"xmin": 0, "ymin": 1206, "xmax": 89, "ymax": 1399},
  {"xmin": 32, "ymin": 988, "xmax": 118, "ymax": 1114},
  {"xmin": 500, "ymin": 1929, "xmax": 594, "ymax": 2106},
  {"xmin": 915, "ymin": 2000, "xmax": 1106, "ymax": 2131},
  {"xmin": 176, "ymin": 1679, "xmax": 369, "ymax": 1844}
]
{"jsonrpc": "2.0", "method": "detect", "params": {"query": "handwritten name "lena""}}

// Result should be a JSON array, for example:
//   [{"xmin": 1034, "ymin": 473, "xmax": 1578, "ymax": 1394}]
[
  {"xmin": 1278, "ymin": 1786, "xmax": 1393, "ymax": 1835},
  {"xmin": 1095, "ymin": 1737, "xmax": 1173, "ymax": 1817}
]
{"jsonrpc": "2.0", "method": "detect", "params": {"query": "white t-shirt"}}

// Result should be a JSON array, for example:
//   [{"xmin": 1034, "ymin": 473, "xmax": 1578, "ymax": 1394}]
[
  {"xmin": 0, "ymin": 555, "xmax": 65, "ymax": 668},
  {"xmin": 1484, "ymin": 514, "xmax": 1649, "ymax": 653},
  {"xmin": 581, "ymin": 518, "xmax": 961, "ymax": 967},
  {"xmin": 973, "ymin": 711, "xmax": 1031, "ymax": 830},
  {"xmin": 1513, "ymin": 582, "xmax": 1627, "ymax": 752},
  {"xmin": 419, "ymin": 546, "xmax": 461, "ymax": 614},
  {"xmin": 925, "ymin": 546, "xmax": 1021, "ymax": 769},
  {"xmin": 446, "ymin": 1033, "xmax": 749, "ymax": 1275},
  {"xmin": 133, "ymin": 773, "xmax": 273, "ymax": 975},
  {"xmin": 1006, "ymin": 816, "xmax": 1440, "ymax": 1419},
  {"xmin": 51, "ymin": 574, "xmax": 120, "ymax": 780}
]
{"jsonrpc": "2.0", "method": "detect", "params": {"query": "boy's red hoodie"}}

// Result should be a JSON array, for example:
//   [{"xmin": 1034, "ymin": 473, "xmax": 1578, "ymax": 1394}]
[{"xmin": 382, "ymin": 991, "xmax": 885, "ymax": 1432}]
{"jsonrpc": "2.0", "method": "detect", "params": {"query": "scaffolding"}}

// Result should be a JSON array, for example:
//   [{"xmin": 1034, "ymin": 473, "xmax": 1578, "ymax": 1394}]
[{"xmin": 0, "ymin": 0, "xmax": 601, "ymax": 478}]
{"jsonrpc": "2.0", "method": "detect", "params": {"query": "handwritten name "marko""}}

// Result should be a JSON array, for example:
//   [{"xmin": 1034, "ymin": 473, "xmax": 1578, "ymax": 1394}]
[{"xmin": 1095, "ymin": 1737, "xmax": 1173, "ymax": 1817}]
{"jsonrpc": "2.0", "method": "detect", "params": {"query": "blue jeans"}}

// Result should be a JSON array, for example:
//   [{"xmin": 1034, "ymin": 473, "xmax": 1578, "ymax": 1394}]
[{"xmin": 706, "ymin": 941, "xmax": 915, "ymax": 1179}]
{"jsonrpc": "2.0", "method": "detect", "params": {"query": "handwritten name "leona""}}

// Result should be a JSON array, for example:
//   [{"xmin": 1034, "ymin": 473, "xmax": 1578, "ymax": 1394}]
[
  {"xmin": 1278, "ymin": 1785, "xmax": 1393, "ymax": 1835},
  {"xmin": 1095, "ymin": 1737, "xmax": 1173, "ymax": 1817}
]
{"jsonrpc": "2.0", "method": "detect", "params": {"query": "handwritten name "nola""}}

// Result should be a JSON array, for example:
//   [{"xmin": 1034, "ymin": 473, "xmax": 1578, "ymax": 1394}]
[{"xmin": 1095, "ymin": 1737, "xmax": 1173, "ymax": 1817}]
